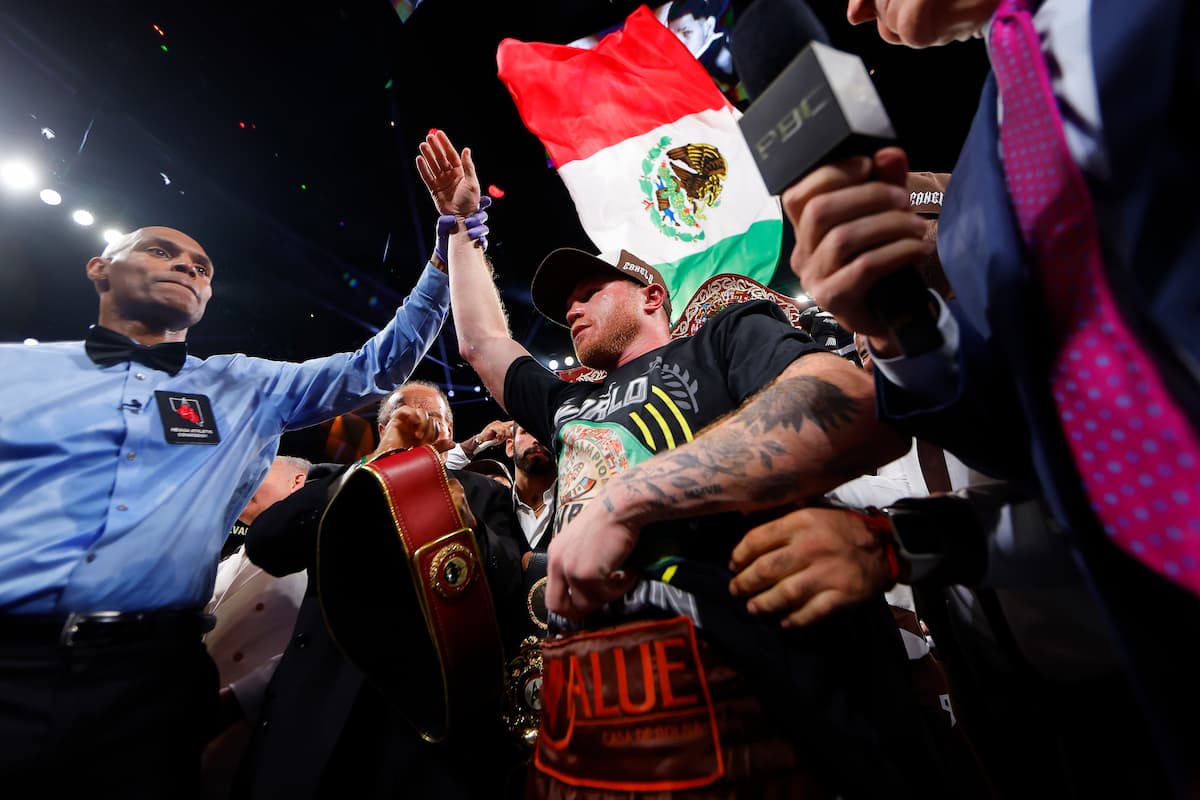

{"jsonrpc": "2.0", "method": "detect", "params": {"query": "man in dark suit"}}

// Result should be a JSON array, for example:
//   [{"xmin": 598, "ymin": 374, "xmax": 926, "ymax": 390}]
[
  {"xmin": 235, "ymin": 381, "xmax": 525, "ymax": 799},
  {"xmin": 769, "ymin": 0, "xmax": 1199, "ymax": 795}
]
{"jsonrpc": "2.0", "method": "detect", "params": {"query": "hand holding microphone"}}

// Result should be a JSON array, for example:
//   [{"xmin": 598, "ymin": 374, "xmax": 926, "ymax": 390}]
[
  {"xmin": 472, "ymin": 436, "xmax": 502, "ymax": 456},
  {"xmin": 785, "ymin": 147, "xmax": 936, "ymax": 349},
  {"xmin": 733, "ymin": 0, "xmax": 942, "ymax": 356},
  {"xmin": 463, "ymin": 418, "xmax": 512, "ymax": 458}
]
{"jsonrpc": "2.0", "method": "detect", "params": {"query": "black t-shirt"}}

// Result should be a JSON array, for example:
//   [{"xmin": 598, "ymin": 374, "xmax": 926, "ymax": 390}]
[
  {"xmin": 504, "ymin": 300, "xmax": 940, "ymax": 794},
  {"xmin": 505, "ymin": 299, "xmax": 821, "ymax": 567}
]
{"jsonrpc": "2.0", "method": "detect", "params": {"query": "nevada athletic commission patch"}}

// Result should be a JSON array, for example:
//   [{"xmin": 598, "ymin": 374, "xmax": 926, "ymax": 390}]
[
  {"xmin": 639, "ymin": 136, "xmax": 728, "ymax": 242},
  {"xmin": 153, "ymin": 390, "xmax": 220, "ymax": 444}
]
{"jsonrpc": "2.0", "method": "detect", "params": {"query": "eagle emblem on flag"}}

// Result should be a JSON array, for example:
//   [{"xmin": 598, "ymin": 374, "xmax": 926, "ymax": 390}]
[{"xmin": 639, "ymin": 136, "xmax": 727, "ymax": 242}]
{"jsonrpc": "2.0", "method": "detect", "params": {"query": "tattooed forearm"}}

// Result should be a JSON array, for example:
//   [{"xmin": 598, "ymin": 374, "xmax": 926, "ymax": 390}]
[
  {"xmin": 631, "ymin": 376, "xmax": 857, "ymax": 490},
  {"xmin": 683, "ymin": 484, "xmax": 722, "ymax": 500},
  {"xmin": 743, "ymin": 375, "xmax": 856, "ymax": 436},
  {"xmin": 605, "ymin": 359, "xmax": 894, "ymax": 524}
]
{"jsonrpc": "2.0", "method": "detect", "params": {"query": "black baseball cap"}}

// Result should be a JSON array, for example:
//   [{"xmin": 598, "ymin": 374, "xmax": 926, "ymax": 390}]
[{"xmin": 530, "ymin": 248, "xmax": 672, "ymax": 328}]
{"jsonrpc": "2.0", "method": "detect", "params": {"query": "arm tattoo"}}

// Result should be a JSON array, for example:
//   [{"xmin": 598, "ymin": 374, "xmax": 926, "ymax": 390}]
[
  {"xmin": 683, "ymin": 484, "xmax": 722, "ymax": 500},
  {"xmin": 742, "ymin": 375, "xmax": 856, "ymax": 436},
  {"xmin": 614, "ymin": 372, "xmax": 868, "ymax": 520}
]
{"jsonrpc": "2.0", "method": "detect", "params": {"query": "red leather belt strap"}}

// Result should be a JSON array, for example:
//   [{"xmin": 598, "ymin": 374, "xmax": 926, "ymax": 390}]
[{"xmin": 317, "ymin": 445, "xmax": 504, "ymax": 743}]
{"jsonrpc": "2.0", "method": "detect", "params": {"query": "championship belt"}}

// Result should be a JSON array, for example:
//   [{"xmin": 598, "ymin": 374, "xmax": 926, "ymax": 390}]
[
  {"xmin": 316, "ymin": 445, "xmax": 505, "ymax": 743},
  {"xmin": 535, "ymin": 615, "xmax": 724, "ymax": 791},
  {"xmin": 503, "ymin": 551, "xmax": 550, "ymax": 747}
]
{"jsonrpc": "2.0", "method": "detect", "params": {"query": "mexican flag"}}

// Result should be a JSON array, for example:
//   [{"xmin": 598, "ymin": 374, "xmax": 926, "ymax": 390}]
[{"xmin": 496, "ymin": 6, "xmax": 781, "ymax": 321}]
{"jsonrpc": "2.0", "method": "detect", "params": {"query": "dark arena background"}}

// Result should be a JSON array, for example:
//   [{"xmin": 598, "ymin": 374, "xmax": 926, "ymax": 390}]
[{"xmin": 0, "ymin": 0, "xmax": 989, "ymax": 463}]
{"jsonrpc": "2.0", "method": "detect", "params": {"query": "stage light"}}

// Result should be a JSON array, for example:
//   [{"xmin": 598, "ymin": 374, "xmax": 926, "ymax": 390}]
[
  {"xmin": 72, "ymin": 209, "xmax": 95, "ymax": 226},
  {"xmin": 474, "ymin": 386, "xmax": 482, "ymax": 393},
  {"xmin": 39, "ymin": 189, "xmax": 62, "ymax": 205},
  {"xmin": 1, "ymin": 160, "xmax": 36, "ymax": 191},
  {"xmin": 160, "ymin": 172, "xmax": 171, "ymax": 185},
  {"xmin": 564, "ymin": 356, "xmax": 575, "ymax": 366},
  {"xmin": 548, "ymin": 359, "xmax": 559, "ymax": 370},
  {"xmin": 40, "ymin": 127, "xmax": 55, "ymax": 140},
  {"xmin": 23, "ymin": 338, "xmax": 38, "ymax": 346},
  {"xmin": 102, "ymin": 229, "xmax": 124, "ymax": 245},
  {"xmin": 448, "ymin": 389, "xmax": 456, "ymax": 398}
]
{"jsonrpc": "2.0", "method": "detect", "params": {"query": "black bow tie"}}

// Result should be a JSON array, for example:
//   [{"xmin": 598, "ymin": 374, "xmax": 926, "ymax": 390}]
[{"xmin": 85, "ymin": 325, "xmax": 188, "ymax": 376}]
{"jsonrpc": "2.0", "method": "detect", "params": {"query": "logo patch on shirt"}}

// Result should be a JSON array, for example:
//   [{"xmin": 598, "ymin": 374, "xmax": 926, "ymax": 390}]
[{"xmin": 154, "ymin": 390, "xmax": 220, "ymax": 444}]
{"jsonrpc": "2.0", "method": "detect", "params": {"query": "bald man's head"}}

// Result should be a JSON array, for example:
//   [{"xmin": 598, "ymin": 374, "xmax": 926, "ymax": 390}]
[{"xmin": 86, "ymin": 226, "xmax": 215, "ymax": 336}]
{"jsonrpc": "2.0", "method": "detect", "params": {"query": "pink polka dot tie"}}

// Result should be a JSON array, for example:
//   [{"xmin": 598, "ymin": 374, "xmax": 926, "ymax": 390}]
[{"xmin": 990, "ymin": 0, "xmax": 1200, "ymax": 595}]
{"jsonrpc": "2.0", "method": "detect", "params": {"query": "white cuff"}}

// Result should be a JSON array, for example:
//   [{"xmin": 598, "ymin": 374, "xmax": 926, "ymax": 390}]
[
  {"xmin": 443, "ymin": 443, "xmax": 470, "ymax": 471},
  {"xmin": 872, "ymin": 291, "xmax": 961, "ymax": 400}
]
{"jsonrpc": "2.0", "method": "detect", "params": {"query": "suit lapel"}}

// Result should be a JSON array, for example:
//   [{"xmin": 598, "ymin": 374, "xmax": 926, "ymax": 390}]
[{"xmin": 940, "ymin": 74, "xmax": 1032, "ymax": 345}]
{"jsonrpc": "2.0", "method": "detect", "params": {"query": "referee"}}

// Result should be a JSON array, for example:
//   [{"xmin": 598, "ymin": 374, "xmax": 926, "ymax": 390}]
[{"xmin": 0, "ymin": 225, "xmax": 449, "ymax": 795}]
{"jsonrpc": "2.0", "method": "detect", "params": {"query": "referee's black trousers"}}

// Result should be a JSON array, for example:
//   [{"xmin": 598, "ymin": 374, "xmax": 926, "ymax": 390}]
[{"xmin": 0, "ymin": 633, "xmax": 217, "ymax": 797}]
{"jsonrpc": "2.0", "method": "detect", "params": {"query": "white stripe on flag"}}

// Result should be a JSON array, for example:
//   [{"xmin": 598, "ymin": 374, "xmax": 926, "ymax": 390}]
[{"xmin": 557, "ymin": 107, "xmax": 781, "ymax": 263}]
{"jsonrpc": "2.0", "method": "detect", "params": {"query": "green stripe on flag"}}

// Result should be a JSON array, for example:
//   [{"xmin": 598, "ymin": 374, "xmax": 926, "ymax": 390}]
[{"xmin": 656, "ymin": 218, "xmax": 782, "ymax": 323}]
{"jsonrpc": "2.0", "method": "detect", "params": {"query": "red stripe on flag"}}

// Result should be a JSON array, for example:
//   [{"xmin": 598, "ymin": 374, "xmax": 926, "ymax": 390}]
[{"xmin": 497, "ymin": 6, "xmax": 731, "ymax": 166}]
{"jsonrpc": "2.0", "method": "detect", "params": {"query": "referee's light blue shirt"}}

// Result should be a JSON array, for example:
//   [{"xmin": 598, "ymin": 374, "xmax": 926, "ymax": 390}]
[{"xmin": 0, "ymin": 263, "xmax": 448, "ymax": 614}]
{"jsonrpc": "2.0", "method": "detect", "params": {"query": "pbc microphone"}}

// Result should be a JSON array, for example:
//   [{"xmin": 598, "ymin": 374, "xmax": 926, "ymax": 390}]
[{"xmin": 732, "ymin": 0, "xmax": 943, "ymax": 356}]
